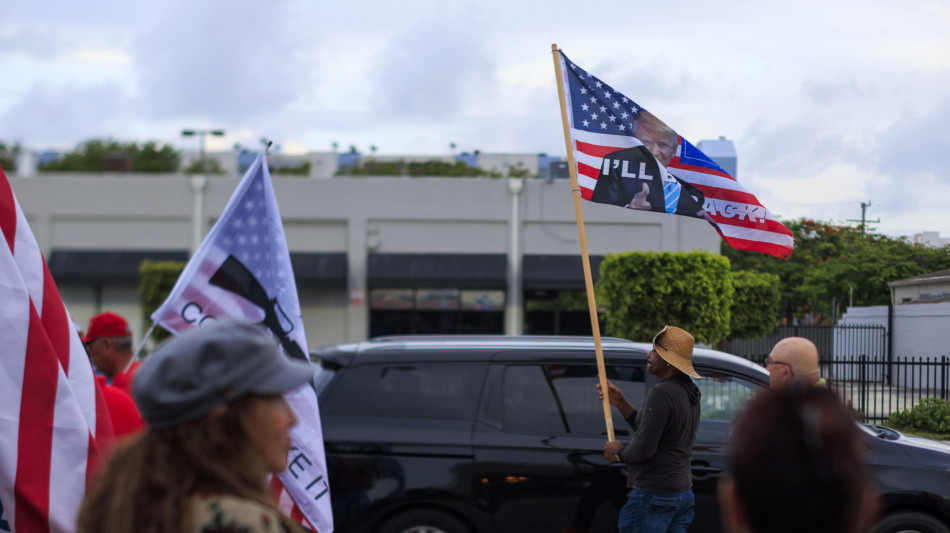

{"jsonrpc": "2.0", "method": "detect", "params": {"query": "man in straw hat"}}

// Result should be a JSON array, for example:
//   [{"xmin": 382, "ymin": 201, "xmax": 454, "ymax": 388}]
[{"xmin": 598, "ymin": 325, "xmax": 702, "ymax": 533}]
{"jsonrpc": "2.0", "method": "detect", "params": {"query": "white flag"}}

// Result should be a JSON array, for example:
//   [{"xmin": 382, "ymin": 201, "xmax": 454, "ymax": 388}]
[
  {"xmin": 151, "ymin": 152, "xmax": 333, "ymax": 533},
  {"xmin": 0, "ymin": 166, "xmax": 114, "ymax": 533}
]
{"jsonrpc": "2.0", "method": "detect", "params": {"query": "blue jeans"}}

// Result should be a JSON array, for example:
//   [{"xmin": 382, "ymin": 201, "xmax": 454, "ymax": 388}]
[{"xmin": 617, "ymin": 488, "xmax": 694, "ymax": 533}]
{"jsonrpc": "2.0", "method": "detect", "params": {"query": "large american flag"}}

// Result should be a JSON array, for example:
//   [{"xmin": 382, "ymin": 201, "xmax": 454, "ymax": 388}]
[
  {"xmin": 0, "ymin": 166, "xmax": 115, "ymax": 532},
  {"xmin": 557, "ymin": 50, "xmax": 794, "ymax": 259}
]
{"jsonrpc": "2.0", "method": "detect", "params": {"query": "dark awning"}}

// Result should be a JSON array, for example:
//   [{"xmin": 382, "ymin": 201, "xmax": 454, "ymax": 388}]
[
  {"xmin": 290, "ymin": 253, "xmax": 347, "ymax": 287},
  {"xmin": 48, "ymin": 249, "xmax": 348, "ymax": 287},
  {"xmin": 368, "ymin": 254, "xmax": 507, "ymax": 289},
  {"xmin": 522, "ymin": 254, "xmax": 604, "ymax": 290},
  {"xmin": 48, "ymin": 250, "xmax": 189, "ymax": 283}
]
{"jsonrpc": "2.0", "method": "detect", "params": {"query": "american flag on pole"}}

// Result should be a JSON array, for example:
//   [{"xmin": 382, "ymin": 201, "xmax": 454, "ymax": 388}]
[
  {"xmin": 0, "ymin": 166, "xmax": 115, "ymax": 533},
  {"xmin": 150, "ymin": 151, "xmax": 332, "ymax": 533},
  {"xmin": 556, "ymin": 50, "xmax": 794, "ymax": 259}
]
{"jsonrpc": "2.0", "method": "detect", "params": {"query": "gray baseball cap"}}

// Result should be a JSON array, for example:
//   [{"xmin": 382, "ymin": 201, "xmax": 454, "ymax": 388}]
[{"xmin": 133, "ymin": 319, "xmax": 313, "ymax": 429}]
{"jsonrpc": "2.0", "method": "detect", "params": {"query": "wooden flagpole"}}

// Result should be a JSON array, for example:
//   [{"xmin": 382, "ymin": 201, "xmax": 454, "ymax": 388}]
[{"xmin": 551, "ymin": 44, "xmax": 615, "ymax": 442}]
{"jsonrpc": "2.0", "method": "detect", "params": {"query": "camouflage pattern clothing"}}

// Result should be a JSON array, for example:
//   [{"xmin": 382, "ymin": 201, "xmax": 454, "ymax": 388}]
[{"xmin": 190, "ymin": 494, "xmax": 303, "ymax": 533}]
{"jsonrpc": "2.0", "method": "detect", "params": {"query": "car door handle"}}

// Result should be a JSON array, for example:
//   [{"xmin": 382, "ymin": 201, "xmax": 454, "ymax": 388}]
[{"xmin": 690, "ymin": 463, "xmax": 723, "ymax": 479}]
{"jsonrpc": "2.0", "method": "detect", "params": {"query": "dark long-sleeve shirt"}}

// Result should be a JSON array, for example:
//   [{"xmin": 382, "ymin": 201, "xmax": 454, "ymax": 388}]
[{"xmin": 619, "ymin": 373, "xmax": 701, "ymax": 492}]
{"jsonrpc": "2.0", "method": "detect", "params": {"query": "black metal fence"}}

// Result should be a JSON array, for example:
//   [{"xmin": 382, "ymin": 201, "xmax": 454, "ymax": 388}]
[
  {"xmin": 727, "ymin": 324, "xmax": 886, "ymax": 360},
  {"xmin": 748, "ymin": 354, "xmax": 950, "ymax": 423}
]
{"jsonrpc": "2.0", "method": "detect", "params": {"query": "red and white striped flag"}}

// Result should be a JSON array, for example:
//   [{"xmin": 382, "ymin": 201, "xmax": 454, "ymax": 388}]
[
  {"xmin": 0, "ymin": 166, "xmax": 115, "ymax": 532},
  {"xmin": 556, "ymin": 49, "xmax": 794, "ymax": 259}
]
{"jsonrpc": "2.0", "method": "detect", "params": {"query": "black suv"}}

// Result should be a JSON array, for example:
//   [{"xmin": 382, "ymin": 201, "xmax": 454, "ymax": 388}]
[{"xmin": 313, "ymin": 335, "xmax": 950, "ymax": 533}]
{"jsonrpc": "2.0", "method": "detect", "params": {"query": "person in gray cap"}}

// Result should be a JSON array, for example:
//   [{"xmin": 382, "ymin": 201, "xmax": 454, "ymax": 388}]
[{"xmin": 77, "ymin": 319, "xmax": 312, "ymax": 533}]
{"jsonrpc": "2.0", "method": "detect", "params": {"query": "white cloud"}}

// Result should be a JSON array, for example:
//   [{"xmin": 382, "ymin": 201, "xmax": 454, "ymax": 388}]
[
  {"xmin": 369, "ymin": 18, "xmax": 495, "ymax": 120},
  {"xmin": 1, "ymin": 0, "xmax": 949, "ymax": 237},
  {"xmin": 0, "ymin": 83, "xmax": 136, "ymax": 148},
  {"xmin": 133, "ymin": 0, "xmax": 320, "ymax": 122}
]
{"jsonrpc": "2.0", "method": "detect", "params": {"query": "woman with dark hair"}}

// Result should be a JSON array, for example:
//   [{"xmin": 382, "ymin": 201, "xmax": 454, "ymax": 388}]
[
  {"xmin": 718, "ymin": 385, "xmax": 878, "ymax": 533},
  {"xmin": 77, "ymin": 319, "xmax": 312, "ymax": 533}
]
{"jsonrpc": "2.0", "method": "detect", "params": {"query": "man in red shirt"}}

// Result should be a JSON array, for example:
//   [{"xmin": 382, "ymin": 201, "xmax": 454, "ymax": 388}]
[
  {"xmin": 83, "ymin": 311, "xmax": 141, "ymax": 396},
  {"xmin": 96, "ymin": 375, "xmax": 144, "ymax": 438}
]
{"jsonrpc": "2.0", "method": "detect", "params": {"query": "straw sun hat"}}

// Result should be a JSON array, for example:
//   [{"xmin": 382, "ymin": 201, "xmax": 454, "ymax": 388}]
[{"xmin": 652, "ymin": 325, "xmax": 701, "ymax": 379}]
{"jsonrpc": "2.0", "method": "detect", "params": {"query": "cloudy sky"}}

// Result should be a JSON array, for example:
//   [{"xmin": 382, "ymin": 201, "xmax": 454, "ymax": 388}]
[{"xmin": 2, "ymin": 0, "xmax": 949, "ymax": 238}]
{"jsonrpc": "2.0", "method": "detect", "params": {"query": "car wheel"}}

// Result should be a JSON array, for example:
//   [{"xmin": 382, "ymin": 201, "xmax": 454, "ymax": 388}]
[
  {"xmin": 378, "ymin": 508, "xmax": 472, "ymax": 533},
  {"xmin": 872, "ymin": 511, "xmax": 950, "ymax": 533}
]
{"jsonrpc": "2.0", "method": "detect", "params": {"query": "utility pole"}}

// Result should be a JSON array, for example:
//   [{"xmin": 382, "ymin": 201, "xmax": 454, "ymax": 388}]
[
  {"xmin": 181, "ymin": 129, "xmax": 225, "ymax": 254},
  {"xmin": 847, "ymin": 201, "xmax": 880, "ymax": 234}
]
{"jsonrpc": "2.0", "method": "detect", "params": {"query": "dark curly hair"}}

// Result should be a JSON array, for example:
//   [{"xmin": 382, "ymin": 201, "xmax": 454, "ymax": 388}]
[{"xmin": 726, "ymin": 385, "xmax": 875, "ymax": 533}]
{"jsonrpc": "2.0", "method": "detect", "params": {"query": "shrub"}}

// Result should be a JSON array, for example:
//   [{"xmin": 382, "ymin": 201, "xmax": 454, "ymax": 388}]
[
  {"xmin": 729, "ymin": 270, "xmax": 780, "ymax": 340},
  {"xmin": 596, "ymin": 250, "xmax": 733, "ymax": 345},
  {"xmin": 138, "ymin": 260, "xmax": 186, "ymax": 344},
  {"xmin": 889, "ymin": 398, "xmax": 950, "ymax": 433}
]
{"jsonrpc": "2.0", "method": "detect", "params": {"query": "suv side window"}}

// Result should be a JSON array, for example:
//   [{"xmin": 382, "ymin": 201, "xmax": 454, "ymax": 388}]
[
  {"xmin": 322, "ymin": 363, "xmax": 487, "ymax": 420},
  {"xmin": 502, "ymin": 364, "xmax": 645, "ymax": 436},
  {"xmin": 693, "ymin": 372, "xmax": 762, "ymax": 442}
]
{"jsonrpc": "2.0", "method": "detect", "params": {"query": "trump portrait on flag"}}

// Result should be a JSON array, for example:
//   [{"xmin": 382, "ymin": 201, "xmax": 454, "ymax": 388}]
[
  {"xmin": 590, "ymin": 144, "xmax": 707, "ymax": 218},
  {"xmin": 556, "ymin": 48, "xmax": 795, "ymax": 259}
]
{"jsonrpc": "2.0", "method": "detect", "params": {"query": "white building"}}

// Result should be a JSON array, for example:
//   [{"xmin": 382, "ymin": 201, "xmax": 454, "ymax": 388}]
[
  {"xmin": 910, "ymin": 231, "xmax": 950, "ymax": 248},
  {"xmin": 696, "ymin": 137, "xmax": 737, "ymax": 178}
]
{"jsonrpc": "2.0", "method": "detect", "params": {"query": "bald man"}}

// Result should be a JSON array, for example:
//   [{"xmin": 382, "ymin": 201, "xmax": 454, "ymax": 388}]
[{"xmin": 766, "ymin": 337, "xmax": 826, "ymax": 389}]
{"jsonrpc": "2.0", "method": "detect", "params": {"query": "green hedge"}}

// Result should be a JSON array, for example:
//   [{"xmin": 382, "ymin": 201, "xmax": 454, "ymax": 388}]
[
  {"xmin": 729, "ymin": 270, "xmax": 780, "ymax": 340},
  {"xmin": 889, "ymin": 398, "xmax": 950, "ymax": 434},
  {"xmin": 138, "ymin": 260, "xmax": 186, "ymax": 344},
  {"xmin": 596, "ymin": 251, "xmax": 733, "ymax": 345}
]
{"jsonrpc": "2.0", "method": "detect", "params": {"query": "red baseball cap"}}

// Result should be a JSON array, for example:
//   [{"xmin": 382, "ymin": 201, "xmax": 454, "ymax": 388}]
[{"xmin": 82, "ymin": 312, "xmax": 132, "ymax": 344}]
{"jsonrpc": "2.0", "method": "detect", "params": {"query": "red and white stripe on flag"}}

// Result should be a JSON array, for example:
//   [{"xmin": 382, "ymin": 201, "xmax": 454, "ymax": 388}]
[
  {"xmin": 557, "ymin": 51, "xmax": 795, "ymax": 259},
  {"xmin": 667, "ymin": 155, "xmax": 795, "ymax": 259},
  {"xmin": 0, "ymin": 166, "xmax": 115, "ymax": 533},
  {"xmin": 270, "ymin": 476, "xmax": 316, "ymax": 532}
]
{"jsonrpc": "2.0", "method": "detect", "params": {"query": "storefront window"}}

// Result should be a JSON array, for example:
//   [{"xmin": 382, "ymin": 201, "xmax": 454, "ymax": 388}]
[
  {"xmin": 370, "ymin": 289, "xmax": 414, "ymax": 310},
  {"xmin": 370, "ymin": 288, "xmax": 505, "ymax": 337}
]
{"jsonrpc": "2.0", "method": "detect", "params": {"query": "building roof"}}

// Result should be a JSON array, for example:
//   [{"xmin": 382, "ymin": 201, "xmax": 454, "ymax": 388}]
[{"xmin": 888, "ymin": 268, "xmax": 950, "ymax": 288}]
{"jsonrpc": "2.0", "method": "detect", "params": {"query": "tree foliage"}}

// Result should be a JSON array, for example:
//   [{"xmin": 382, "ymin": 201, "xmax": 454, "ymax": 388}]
[
  {"xmin": 722, "ymin": 218, "xmax": 950, "ymax": 323},
  {"xmin": 183, "ymin": 157, "xmax": 225, "ymax": 174},
  {"xmin": 39, "ymin": 138, "xmax": 180, "ymax": 172},
  {"xmin": 335, "ymin": 158, "xmax": 510, "ymax": 178},
  {"xmin": 596, "ymin": 250, "xmax": 733, "ymax": 345},
  {"xmin": 729, "ymin": 270, "xmax": 780, "ymax": 340},
  {"xmin": 138, "ymin": 260, "xmax": 186, "ymax": 344},
  {"xmin": 408, "ymin": 159, "xmax": 496, "ymax": 177},
  {"xmin": 271, "ymin": 161, "xmax": 311, "ymax": 175},
  {"xmin": 336, "ymin": 159, "xmax": 406, "ymax": 176},
  {"xmin": 0, "ymin": 141, "xmax": 20, "ymax": 171},
  {"xmin": 506, "ymin": 162, "xmax": 536, "ymax": 178}
]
